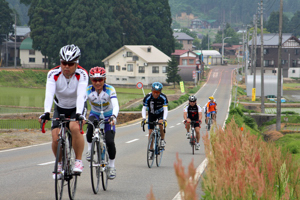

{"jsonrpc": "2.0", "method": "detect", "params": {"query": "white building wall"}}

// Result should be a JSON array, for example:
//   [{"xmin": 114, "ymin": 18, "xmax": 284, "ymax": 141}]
[
  {"xmin": 20, "ymin": 49, "xmax": 48, "ymax": 68},
  {"xmin": 288, "ymin": 68, "xmax": 300, "ymax": 78}
]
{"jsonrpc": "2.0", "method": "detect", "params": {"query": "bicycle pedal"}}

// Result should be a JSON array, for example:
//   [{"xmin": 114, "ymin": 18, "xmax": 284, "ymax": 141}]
[{"xmin": 73, "ymin": 172, "xmax": 81, "ymax": 176}]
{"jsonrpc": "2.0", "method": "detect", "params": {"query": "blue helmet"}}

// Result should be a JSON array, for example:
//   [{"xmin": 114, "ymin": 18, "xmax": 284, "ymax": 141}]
[{"xmin": 152, "ymin": 82, "xmax": 163, "ymax": 91}]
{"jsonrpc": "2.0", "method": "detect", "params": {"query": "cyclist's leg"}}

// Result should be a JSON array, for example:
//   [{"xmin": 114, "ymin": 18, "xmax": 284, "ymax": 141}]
[
  {"xmin": 194, "ymin": 125, "xmax": 200, "ymax": 143},
  {"xmin": 69, "ymin": 121, "xmax": 84, "ymax": 160},
  {"xmin": 51, "ymin": 105, "xmax": 61, "ymax": 158},
  {"xmin": 104, "ymin": 126, "xmax": 116, "ymax": 162},
  {"xmin": 158, "ymin": 118, "xmax": 165, "ymax": 140},
  {"xmin": 86, "ymin": 115, "xmax": 98, "ymax": 160}
]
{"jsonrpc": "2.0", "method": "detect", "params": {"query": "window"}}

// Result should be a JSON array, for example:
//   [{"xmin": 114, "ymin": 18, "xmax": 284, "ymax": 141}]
[
  {"xmin": 264, "ymin": 60, "xmax": 274, "ymax": 67},
  {"xmin": 29, "ymin": 50, "xmax": 35, "ymax": 55},
  {"xmin": 182, "ymin": 59, "xmax": 187, "ymax": 65},
  {"xmin": 116, "ymin": 65, "xmax": 120, "ymax": 71},
  {"xmin": 138, "ymin": 66, "xmax": 145, "ymax": 73},
  {"xmin": 42, "ymin": 58, "xmax": 48, "ymax": 63},
  {"xmin": 295, "ymin": 49, "xmax": 299, "ymax": 55},
  {"xmin": 292, "ymin": 70, "xmax": 296, "ymax": 73},
  {"xmin": 116, "ymin": 78, "xmax": 119, "ymax": 80},
  {"xmin": 142, "ymin": 77, "xmax": 145, "ymax": 79},
  {"xmin": 29, "ymin": 58, "xmax": 35, "ymax": 62},
  {"xmin": 122, "ymin": 78, "xmax": 127, "ymax": 81},
  {"xmin": 189, "ymin": 59, "xmax": 194, "ymax": 64},
  {"xmin": 263, "ymin": 49, "xmax": 269, "ymax": 55},
  {"xmin": 122, "ymin": 67, "xmax": 126, "ymax": 71},
  {"xmin": 132, "ymin": 56, "xmax": 139, "ymax": 61},
  {"xmin": 152, "ymin": 66, "xmax": 159, "ymax": 73},
  {"xmin": 147, "ymin": 47, "xmax": 151, "ymax": 52},
  {"xmin": 281, "ymin": 60, "xmax": 287, "ymax": 65},
  {"xmin": 292, "ymin": 60, "xmax": 297, "ymax": 67},
  {"xmin": 162, "ymin": 66, "xmax": 167, "ymax": 73},
  {"xmin": 127, "ymin": 64, "xmax": 133, "ymax": 72},
  {"xmin": 109, "ymin": 65, "xmax": 114, "ymax": 72},
  {"xmin": 272, "ymin": 70, "xmax": 276, "ymax": 73},
  {"xmin": 126, "ymin": 52, "xmax": 133, "ymax": 57}
]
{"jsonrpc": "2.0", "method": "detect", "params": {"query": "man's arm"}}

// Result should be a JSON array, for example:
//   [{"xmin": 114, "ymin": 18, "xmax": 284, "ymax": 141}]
[
  {"xmin": 44, "ymin": 76, "xmax": 56, "ymax": 113},
  {"xmin": 163, "ymin": 106, "xmax": 168, "ymax": 120},
  {"xmin": 142, "ymin": 106, "xmax": 147, "ymax": 119}
]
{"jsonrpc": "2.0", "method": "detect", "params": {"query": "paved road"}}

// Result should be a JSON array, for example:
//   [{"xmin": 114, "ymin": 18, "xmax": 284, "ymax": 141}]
[{"xmin": 0, "ymin": 65, "xmax": 236, "ymax": 200}]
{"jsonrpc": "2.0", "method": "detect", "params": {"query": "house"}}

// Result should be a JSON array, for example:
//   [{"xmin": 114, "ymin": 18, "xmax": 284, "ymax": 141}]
[
  {"xmin": 193, "ymin": 50, "xmax": 222, "ymax": 65},
  {"xmin": 225, "ymin": 45, "xmax": 243, "ymax": 59},
  {"xmin": 191, "ymin": 19, "xmax": 204, "ymax": 29},
  {"xmin": 102, "ymin": 45, "xmax": 171, "ymax": 86},
  {"xmin": 20, "ymin": 37, "xmax": 48, "ymax": 68},
  {"xmin": 249, "ymin": 33, "xmax": 300, "ymax": 77},
  {"xmin": 173, "ymin": 32, "xmax": 194, "ymax": 50},
  {"xmin": 211, "ymin": 43, "xmax": 230, "ymax": 54},
  {"xmin": 171, "ymin": 50, "xmax": 197, "ymax": 65}
]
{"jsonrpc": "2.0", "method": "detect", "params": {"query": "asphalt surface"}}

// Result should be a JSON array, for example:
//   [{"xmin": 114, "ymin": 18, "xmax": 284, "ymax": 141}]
[{"xmin": 0, "ymin": 65, "xmax": 236, "ymax": 200}]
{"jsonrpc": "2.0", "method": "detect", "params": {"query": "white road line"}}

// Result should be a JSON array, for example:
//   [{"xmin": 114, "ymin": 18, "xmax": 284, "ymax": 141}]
[
  {"xmin": 177, "ymin": 123, "xmax": 181, "ymax": 125},
  {"xmin": 38, "ymin": 161, "xmax": 55, "ymax": 166},
  {"xmin": 0, "ymin": 142, "xmax": 51, "ymax": 153},
  {"xmin": 126, "ymin": 139, "xmax": 139, "ymax": 143},
  {"xmin": 145, "ymin": 134, "xmax": 148, "ymax": 136},
  {"xmin": 170, "ymin": 126, "xmax": 174, "ymax": 128},
  {"xmin": 172, "ymin": 158, "xmax": 208, "ymax": 200}
]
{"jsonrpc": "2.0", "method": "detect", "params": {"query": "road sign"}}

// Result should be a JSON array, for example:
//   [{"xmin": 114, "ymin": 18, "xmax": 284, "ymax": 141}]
[
  {"xmin": 193, "ymin": 71, "xmax": 196, "ymax": 79},
  {"xmin": 252, "ymin": 88, "xmax": 256, "ymax": 101},
  {"xmin": 136, "ymin": 82, "xmax": 143, "ymax": 89},
  {"xmin": 180, "ymin": 81, "xmax": 185, "ymax": 93}
]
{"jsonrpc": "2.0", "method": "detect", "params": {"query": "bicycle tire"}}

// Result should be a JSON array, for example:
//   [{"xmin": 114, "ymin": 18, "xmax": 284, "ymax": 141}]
[
  {"xmin": 147, "ymin": 132, "xmax": 155, "ymax": 168},
  {"xmin": 90, "ymin": 138, "xmax": 100, "ymax": 194},
  {"xmin": 207, "ymin": 119, "xmax": 211, "ymax": 131},
  {"xmin": 156, "ymin": 135, "xmax": 163, "ymax": 167},
  {"xmin": 101, "ymin": 144, "xmax": 109, "ymax": 191},
  {"xmin": 54, "ymin": 139, "xmax": 64, "ymax": 200},
  {"xmin": 67, "ymin": 133, "xmax": 77, "ymax": 200},
  {"xmin": 190, "ymin": 130, "xmax": 195, "ymax": 155}
]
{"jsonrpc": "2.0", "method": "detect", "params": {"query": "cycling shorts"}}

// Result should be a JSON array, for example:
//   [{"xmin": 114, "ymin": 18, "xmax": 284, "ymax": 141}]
[
  {"xmin": 206, "ymin": 111, "xmax": 216, "ymax": 117},
  {"xmin": 148, "ymin": 113, "xmax": 163, "ymax": 130},
  {"xmin": 185, "ymin": 121, "xmax": 200, "ymax": 128},
  {"xmin": 51, "ymin": 105, "xmax": 76, "ymax": 130}
]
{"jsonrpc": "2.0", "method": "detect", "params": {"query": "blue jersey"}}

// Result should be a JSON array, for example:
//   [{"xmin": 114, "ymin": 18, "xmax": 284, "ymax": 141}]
[
  {"xmin": 143, "ymin": 92, "xmax": 168, "ymax": 115},
  {"xmin": 87, "ymin": 84, "xmax": 117, "ymax": 118}
]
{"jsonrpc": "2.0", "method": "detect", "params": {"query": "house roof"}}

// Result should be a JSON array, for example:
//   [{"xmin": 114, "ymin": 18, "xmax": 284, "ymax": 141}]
[
  {"xmin": 20, "ymin": 37, "xmax": 33, "ymax": 50},
  {"xmin": 173, "ymin": 32, "xmax": 194, "ymax": 40},
  {"xmin": 102, "ymin": 45, "xmax": 171, "ymax": 63},
  {"xmin": 249, "ymin": 33, "xmax": 293, "ymax": 45},
  {"xmin": 193, "ymin": 50, "xmax": 221, "ymax": 56},
  {"xmin": 171, "ymin": 49, "xmax": 189, "ymax": 56},
  {"xmin": 12, "ymin": 25, "xmax": 31, "ymax": 36},
  {"xmin": 225, "ymin": 45, "xmax": 242, "ymax": 50}
]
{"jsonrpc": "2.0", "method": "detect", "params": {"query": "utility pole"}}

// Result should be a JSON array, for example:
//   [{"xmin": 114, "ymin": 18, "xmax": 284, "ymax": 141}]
[
  {"xmin": 251, "ymin": 15, "xmax": 255, "ymax": 75},
  {"xmin": 14, "ymin": 13, "xmax": 17, "ymax": 68},
  {"xmin": 245, "ymin": 27, "xmax": 250, "ymax": 85},
  {"xmin": 253, "ymin": 14, "xmax": 257, "ymax": 89},
  {"xmin": 260, "ymin": 0, "xmax": 265, "ymax": 113},
  {"xmin": 276, "ymin": 0, "xmax": 283, "ymax": 131}
]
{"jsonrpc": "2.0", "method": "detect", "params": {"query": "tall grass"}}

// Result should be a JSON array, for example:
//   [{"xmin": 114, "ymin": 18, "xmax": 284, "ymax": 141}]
[{"xmin": 201, "ymin": 119, "xmax": 300, "ymax": 199}]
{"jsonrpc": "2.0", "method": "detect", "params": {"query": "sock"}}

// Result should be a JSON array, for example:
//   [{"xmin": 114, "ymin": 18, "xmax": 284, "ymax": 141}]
[
  {"xmin": 109, "ymin": 159, "xmax": 115, "ymax": 167},
  {"xmin": 87, "ymin": 142, "xmax": 92, "ymax": 151},
  {"xmin": 75, "ymin": 159, "xmax": 82, "ymax": 163}
]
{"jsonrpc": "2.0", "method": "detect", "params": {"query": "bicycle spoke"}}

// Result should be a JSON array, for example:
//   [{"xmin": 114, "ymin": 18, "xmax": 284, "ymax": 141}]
[
  {"xmin": 156, "ymin": 135, "xmax": 163, "ymax": 167},
  {"xmin": 67, "ymin": 134, "xmax": 77, "ymax": 199},
  {"xmin": 90, "ymin": 139, "xmax": 100, "ymax": 194},
  {"xmin": 101, "ymin": 145, "xmax": 109, "ymax": 191},
  {"xmin": 55, "ymin": 140, "xmax": 64, "ymax": 200},
  {"xmin": 147, "ymin": 133, "xmax": 155, "ymax": 168}
]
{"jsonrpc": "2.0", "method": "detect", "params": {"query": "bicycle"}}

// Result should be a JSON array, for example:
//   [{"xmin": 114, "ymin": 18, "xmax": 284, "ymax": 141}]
[
  {"xmin": 185, "ymin": 120, "xmax": 199, "ymax": 155},
  {"xmin": 41, "ymin": 114, "xmax": 82, "ymax": 200},
  {"xmin": 85, "ymin": 118, "xmax": 111, "ymax": 194},
  {"xmin": 207, "ymin": 112, "xmax": 213, "ymax": 131},
  {"xmin": 142, "ymin": 121, "xmax": 165, "ymax": 168}
]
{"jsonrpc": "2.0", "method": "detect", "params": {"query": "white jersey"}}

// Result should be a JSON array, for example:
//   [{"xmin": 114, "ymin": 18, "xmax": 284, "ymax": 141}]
[
  {"xmin": 87, "ymin": 84, "xmax": 119, "ymax": 118},
  {"xmin": 44, "ymin": 65, "xmax": 88, "ymax": 114}
]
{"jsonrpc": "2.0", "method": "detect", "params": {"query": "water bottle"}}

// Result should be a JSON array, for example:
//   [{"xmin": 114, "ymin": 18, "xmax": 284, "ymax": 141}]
[{"xmin": 101, "ymin": 145, "xmax": 105, "ymax": 160}]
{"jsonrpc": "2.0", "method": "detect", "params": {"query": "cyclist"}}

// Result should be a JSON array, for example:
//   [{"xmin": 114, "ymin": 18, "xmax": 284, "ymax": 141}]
[
  {"xmin": 183, "ymin": 95, "xmax": 202, "ymax": 150},
  {"xmin": 85, "ymin": 66, "xmax": 119, "ymax": 180},
  {"xmin": 205, "ymin": 96, "xmax": 217, "ymax": 124},
  {"xmin": 141, "ymin": 82, "xmax": 168, "ymax": 159},
  {"xmin": 38, "ymin": 44, "xmax": 88, "ymax": 178}
]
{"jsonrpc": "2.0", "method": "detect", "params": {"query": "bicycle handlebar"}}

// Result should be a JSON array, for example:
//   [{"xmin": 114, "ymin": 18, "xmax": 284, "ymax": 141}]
[
  {"xmin": 40, "ymin": 115, "xmax": 82, "ymax": 133},
  {"xmin": 142, "ymin": 121, "xmax": 165, "ymax": 133},
  {"xmin": 86, "ymin": 118, "xmax": 113, "ymax": 131}
]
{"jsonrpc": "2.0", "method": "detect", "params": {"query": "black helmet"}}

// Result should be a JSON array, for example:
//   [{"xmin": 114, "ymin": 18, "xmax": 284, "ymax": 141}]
[{"xmin": 189, "ymin": 95, "xmax": 197, "ymax": 102}]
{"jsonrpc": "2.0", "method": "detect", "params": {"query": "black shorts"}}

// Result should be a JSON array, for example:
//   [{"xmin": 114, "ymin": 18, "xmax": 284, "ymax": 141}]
[
  {"xmin": 148, "ymin": 113, "xmax": 163, "ymax": 129},
  {"xmin": 185, "ymin": 120, "xmax": 200, "ymax": 128},
  {"xmin": 51, "ymin": 105, "xmax": 77, "ymax": 130}
]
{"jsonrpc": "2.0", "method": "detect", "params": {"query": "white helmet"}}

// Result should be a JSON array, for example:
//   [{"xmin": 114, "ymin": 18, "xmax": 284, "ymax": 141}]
[{"xmin": 59, "ymin": 44, "xmax": 81, "ymax": 62}]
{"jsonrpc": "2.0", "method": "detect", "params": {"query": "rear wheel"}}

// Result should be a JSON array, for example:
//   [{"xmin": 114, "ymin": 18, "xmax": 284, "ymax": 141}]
[
  {"xmin": 90, "ymin": 139, "xmax": 100, "ymax": 194},
  {"xmin": 101, "ymin": 144, "xmax": 109, "ymax": 191},
  {"xmin": 147, "ymin": 132, "xmax": 155, "ymax": 168},
  {"xmin": 156, "ymin": 135, "xmax": 164, "ymax": 167},
  {"xmin": 67, "ymin": 133, "xmax": 77, "ymax": 200},
  {"xmin": 190, "ymin": 131, "xmax": 195, "ymax": 155},
  {"xmin": 54, "ymin": 140, "xmax": 64, "ymax": 200},
  {"xmin": 207, "ymin": 119, "xmax": 211, "ymax": 131}
]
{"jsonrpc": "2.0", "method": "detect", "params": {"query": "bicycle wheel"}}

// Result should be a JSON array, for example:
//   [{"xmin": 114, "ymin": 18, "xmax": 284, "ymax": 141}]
[
  {"xmin": 190, "ymin": 131, "xmax": 196, "ymax": 155},
  {"xmin": 147, "ymin": 132, "xmax": 155, "ymax": 168},
  {"xmin": 54, "ymin": 139, "xmax": 65, "ymax": 200},
  {"xmin": 207, "ymin": 119, "xmax": 211, "ymax": 131},
  {"xmin": 90, "ymin": 139, "xmax": 101, "ymax": 194},
  {"xmin": 67, "ymin": 133, "xmax": 77, "ymax": 200},
  {"xmin": 156, "ymin": 135, "xmax": 163, "ymax": 167},
  {"xmin": 101, "ymin": 144, "xmax": 109, "ymax": 191}
]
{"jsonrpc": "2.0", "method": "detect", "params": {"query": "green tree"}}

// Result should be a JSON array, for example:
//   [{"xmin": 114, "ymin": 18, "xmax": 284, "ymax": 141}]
[
  {"xmin": 200, "ymin": 34, "xmax": 209, "ymax": 50},
  {"xmin": 166, "ymin": 56, "xmax": 181, "ymax": 88},
  {"xmin": 193, "ymin": 37, "xmax": 201, "ymax": 50},
  {"xmin": 266, "ymin": 11, "xmax": 290, "ymax": 33},
  {"xmin": 140, "ymin": 0, "xmax": 175, "ymax": 56},
  {"xmin": 178, "ymin": 28, "xmax": 197, "ymax": 38},
  {"xmin": 214, "ymin": 23, "xmax": 240, "ymax": 45},
  {"xmin": 175, "ymin": 41, "xmax": 183, "ymax": 49},
  {"xmin": 289, "ymin": 11, "xmax": 300, "ymax": 37},
  {"xmin": 0, "ymin": 0, "xmax": 14, "ymax": 45}
]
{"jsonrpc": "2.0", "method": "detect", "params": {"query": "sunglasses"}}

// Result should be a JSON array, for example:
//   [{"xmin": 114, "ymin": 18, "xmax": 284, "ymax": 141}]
[
  {"xmin": 189, "ymin": 101, "xmax": 196, "ymax": 103},
  {"xmin": 152, "ymin": 90, "xmax": 161, "ymax": 94},
  {"xmin": 91, "ymin": 78, "xmax": 104, "ymax": 83},
  {"xmin": 61, "ymin": 61, "xmax": 76, "ymax": 66}
]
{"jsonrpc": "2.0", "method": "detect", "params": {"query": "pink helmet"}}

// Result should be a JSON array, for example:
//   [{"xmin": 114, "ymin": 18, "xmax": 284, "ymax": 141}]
[{"xmin": 89, "ymin": 66, "xmax": 106, "ymax": 78}]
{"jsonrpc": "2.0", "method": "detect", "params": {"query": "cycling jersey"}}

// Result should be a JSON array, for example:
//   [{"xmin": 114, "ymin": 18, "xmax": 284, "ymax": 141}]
[
  {"xmin": 206, "ymin": 101, "xmax": 217, "ymax": 113},
  {"xmin": 44, "ymin": 65, "xmax": 88, "ymax": 114},
  {"xmin": 87, "ymin": 84, "xmax": 119, "ymax": 118},
  {"xmin": 183, "ymin": 104, "xmax": 202, "ymax": 121},
  {"xmin": 143, "ymin": 92, "xmax": 168, "ymax": 116}
]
